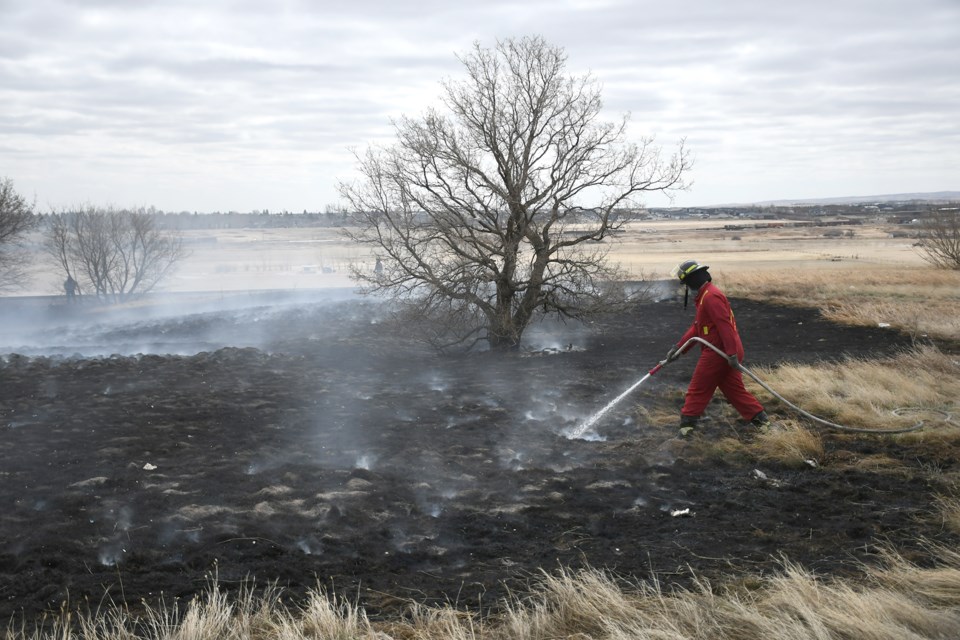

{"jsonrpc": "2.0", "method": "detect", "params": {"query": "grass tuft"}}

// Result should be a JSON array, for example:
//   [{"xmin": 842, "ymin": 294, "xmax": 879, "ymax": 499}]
[
  {"xmin": 752, "ymin": 422, "xmax": 823, "ymax": 467},
  {"xmin": 933, "ymin": 494, "xmax": 960, "ymax": 536}
]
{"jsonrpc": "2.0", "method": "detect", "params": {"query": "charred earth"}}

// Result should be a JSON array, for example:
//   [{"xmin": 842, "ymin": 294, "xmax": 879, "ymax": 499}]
[{"xmin": 0, "ymin": 290, "xmax": 957, "ymax": 623}]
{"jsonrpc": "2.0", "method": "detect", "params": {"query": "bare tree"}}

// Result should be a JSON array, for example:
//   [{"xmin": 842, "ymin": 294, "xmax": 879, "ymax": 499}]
[
  {"xmin": 916, "ymin": 210, "xmax": 960, "ymax": 269},
  {"xmin": 0, "ymin": 177, "xmax": 38, "ymax": 291},
  {"xmin": 46, "ymin": 206, "xmax": 186, "ymax": 302},
  {"xmin": 339, "ymin": 36, "xmax": 690, "ymax": 350}
]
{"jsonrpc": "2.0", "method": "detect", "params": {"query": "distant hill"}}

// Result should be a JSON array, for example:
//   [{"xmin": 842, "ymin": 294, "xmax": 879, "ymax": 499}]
[{"xmin": 742, "ymin": 191, "xmax": 960, "ymax": 207}]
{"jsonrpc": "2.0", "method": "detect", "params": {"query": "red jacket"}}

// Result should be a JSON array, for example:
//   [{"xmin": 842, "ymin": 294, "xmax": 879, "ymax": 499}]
[{"xmin": 677, "ymin": 282, "xmax": 744, "ymax": 359}]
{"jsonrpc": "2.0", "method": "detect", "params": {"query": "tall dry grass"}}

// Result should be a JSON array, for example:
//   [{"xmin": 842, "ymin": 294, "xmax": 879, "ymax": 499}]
[
  {"xmin": 933, "ymin": 493, "xmax": 960, "ymax": 536},
  {"xmin": 8, "ymin": 545, "xmax": 960, "ymax": 640},
  {"xmin": 4, "ymin": 582, "xmax": 381, "ymax": 640},
  {"xmin": 751, "ymin": 422, "xmax": 824, "ymax": 467},
  {"xmin": 744, "ymin": 345, "xmax": 960, "ymax": 437},
  {"xmin": 722, "ymin": 266, "xmax": 960, "ymax": 341}
]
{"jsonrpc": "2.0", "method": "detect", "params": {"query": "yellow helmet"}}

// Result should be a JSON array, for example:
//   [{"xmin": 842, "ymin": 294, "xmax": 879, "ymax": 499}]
[{"xmin": 673, "ymin": 259, "xmax": 709, "ymax": 283}]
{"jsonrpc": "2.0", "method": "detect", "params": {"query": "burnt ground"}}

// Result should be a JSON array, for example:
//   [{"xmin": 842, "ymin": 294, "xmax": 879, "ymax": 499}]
[{"xmin": 1, "ymin": 292, "xmax": 958, "ymax": 624}]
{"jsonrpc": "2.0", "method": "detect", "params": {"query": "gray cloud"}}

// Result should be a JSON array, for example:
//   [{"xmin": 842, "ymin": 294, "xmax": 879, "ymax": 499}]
[{"xmin": 0, "ymin": 0, "xmax": 957, "ymax": 211}]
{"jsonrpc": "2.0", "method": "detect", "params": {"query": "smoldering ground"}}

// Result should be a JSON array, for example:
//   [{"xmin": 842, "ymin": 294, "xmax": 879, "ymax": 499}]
[{"xmin": 0, "ymin": 290, "xmax": 957, "ymax": 623}]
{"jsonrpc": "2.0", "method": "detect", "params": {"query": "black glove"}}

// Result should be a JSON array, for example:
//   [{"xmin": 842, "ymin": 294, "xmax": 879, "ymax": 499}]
[
  {"xmin": 726, "ymin": 354, "xmax": 739, "ymax": 368},
  {"xmin": 665, "ymin": 346, "xmax": 680, "ymax": 363}
]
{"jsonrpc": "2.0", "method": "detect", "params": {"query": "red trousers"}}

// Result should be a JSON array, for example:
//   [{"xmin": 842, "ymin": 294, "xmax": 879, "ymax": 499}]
[{"xmin": 682, "ymin": 351, "xmax": 764, "ymax": 420}]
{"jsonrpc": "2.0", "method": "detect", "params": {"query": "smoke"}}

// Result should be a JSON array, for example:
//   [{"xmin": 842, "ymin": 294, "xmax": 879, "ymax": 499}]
[
  {"xmin": 1, "ymin": 275, "xmax": 678, "ymax": 577},
  {"xmin": 296, "ymin": 536, "xmax": 323, "ymax": 555},
  {"xmin": 0, "ymin": 288, "xmax": 359, "ymax": 358},
  {"xmin": 98, "ymin": 543, "xmax": 126, "ymax": 567},
  {"xmin": 521, "ymin": 315, "xmax": 591, "ymax": 353},
  {"xmin": 644, "ymin": 279, "xmax": 680, "ymax": 303},
  {"xmin": 355, "ymin": 454, "xmax": 376, "ymax": 470},
  {"xmin": 96, "ymin": 503, "xmax": 135, "ymax": 567}
]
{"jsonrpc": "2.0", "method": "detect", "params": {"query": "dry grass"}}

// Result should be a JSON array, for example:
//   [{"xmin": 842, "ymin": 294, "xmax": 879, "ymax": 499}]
[
  {"xmin": 743, "ymin": 345, "xmax": 960, "ymax": 437},
  {"xmin": 8, "ymin": 547, "xmax": 960, "ymax": 640},
  {"xmin": 933, "ymin": 492, "xmax": 960, "ymax": 536},
  {"xmin": 680, "ymin": 421, "xmax": 823, "ymax": 469},
  {"xmin": 751, "ymin": 422, "xmax": 824, "ymax": 467},
  {"xmin": 4, "ymin": 582, "xmax": 384, "ymax": 640},
  {"xmin": 722, "ymin": 266, "xmax": 960, "ymax": 341}
]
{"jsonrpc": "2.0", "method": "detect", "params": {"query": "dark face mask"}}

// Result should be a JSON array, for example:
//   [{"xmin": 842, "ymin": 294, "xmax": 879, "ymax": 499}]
[
  {"xmin": 681, "ymin": 270, "xmax": 710, "ymax": 307},
  {"xmin": 683, "ymin": 269, "xmax": 710, "ymax": 291}
]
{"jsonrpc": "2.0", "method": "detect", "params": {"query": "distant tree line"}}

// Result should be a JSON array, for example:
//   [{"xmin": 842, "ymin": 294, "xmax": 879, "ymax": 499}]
[
  {"xmin": 136, "ymin": 208, "xmax": 655, "ymax": 231},
  {"xmin": 111, "ymin": 200, "xmax": 960, "ymax": 231},
  {"xmin": 14, "ymin": 199, "xmax": 956, "ymax": 237},
  {"xmin": 663, "ymin": 201, "xmax": 960, "ymax": 221},
  {"xmin": 149, "ymin": 210, "xmax": 352, "ymax": 230}
]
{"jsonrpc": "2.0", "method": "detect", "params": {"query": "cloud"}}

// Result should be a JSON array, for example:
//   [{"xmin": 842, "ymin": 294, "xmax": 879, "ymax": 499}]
[{"xmin": 0, "ymin": 0, "xmax": 957, "ymax": 211}]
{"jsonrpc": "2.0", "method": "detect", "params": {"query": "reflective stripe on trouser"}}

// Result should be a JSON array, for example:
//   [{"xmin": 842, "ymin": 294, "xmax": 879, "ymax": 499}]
[{"xmin": 681, "ymin": 351, "xmax": 764, "ymax": 420}]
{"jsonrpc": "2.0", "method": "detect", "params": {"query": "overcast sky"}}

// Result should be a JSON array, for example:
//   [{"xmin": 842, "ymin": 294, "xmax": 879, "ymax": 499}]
[{"xmin": 2, "ymin": 0, "xmax": 957, "ymax": 213}]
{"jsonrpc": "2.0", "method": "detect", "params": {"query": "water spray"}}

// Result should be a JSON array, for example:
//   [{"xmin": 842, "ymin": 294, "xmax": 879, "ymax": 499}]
[
  {"xmin": 568, "ymin": 361, "xmax": 666, "ymax": 439},
  {"xmin": 572, "ymin": 336, "xmax": 934, "ymax": 438}
]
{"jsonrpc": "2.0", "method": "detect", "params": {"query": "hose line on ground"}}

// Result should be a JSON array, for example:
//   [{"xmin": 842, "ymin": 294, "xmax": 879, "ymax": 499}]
[{"xmin": 677, "ymin": 337, "xmax": 947, "ymax": 434}]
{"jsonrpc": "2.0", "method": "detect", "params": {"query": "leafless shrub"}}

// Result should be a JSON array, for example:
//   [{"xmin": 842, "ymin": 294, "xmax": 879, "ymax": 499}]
[
  {"xmin": 916, "ymin": 210, "xmax": 960, "ymax": 269},
  {"xmin": 0, "ymin": 176, "xmax": 38, "ymax": 291},
  {"xmin": 45, "ymin": 206, "xmax": 186, "ymax": 302}
]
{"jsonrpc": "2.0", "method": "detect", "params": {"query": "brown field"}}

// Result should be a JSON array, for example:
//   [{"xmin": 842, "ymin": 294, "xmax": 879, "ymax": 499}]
[{"xmin": 607, "ymin": 218, "xmax": 925, "ymax": 277}]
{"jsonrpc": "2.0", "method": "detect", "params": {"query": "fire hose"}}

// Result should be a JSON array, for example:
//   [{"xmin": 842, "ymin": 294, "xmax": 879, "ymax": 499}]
[
  {"xmin": 666, "ymin": 336, "xmax": 940, "ymax": 434},
  {"xmin": 575, "ymin": 336, "xmax": 949, "ymax": 437}
]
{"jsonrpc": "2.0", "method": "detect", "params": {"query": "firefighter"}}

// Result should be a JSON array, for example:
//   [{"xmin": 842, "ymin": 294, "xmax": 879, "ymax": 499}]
[{"xmin": 664, "ymin": 259, "xmax": 770, "ymax": 437}]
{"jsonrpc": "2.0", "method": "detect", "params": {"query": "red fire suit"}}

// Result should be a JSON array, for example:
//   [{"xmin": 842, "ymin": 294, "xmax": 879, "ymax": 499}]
[{"xmin": 675, "ymin": 282, "xmax": 764, "ymax": 420}]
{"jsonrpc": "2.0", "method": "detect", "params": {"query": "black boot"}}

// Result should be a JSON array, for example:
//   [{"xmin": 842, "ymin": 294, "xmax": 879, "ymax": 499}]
[
  {"xmin": 678, "ymin": 414, "xmax": 699, "ymax": 438},
  {"xmin": 751, "ymin": 410, "xmax": 772, "ymax": 433}
]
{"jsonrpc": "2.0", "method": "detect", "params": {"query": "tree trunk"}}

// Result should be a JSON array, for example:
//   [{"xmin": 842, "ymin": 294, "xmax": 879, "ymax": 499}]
[
  {"xmin": 488, "ymin": 285, "xmax": 521, "ymax": 350},
  {"xmin": 486, "ymin": 249, "xmax": 549, "ymax": 351}
]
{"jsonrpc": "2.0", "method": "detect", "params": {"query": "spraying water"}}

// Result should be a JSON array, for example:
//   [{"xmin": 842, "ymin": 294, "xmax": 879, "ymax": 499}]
[{"xmin": 568, "ymin": 362, "xmax": 665, "ymax": 439}]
